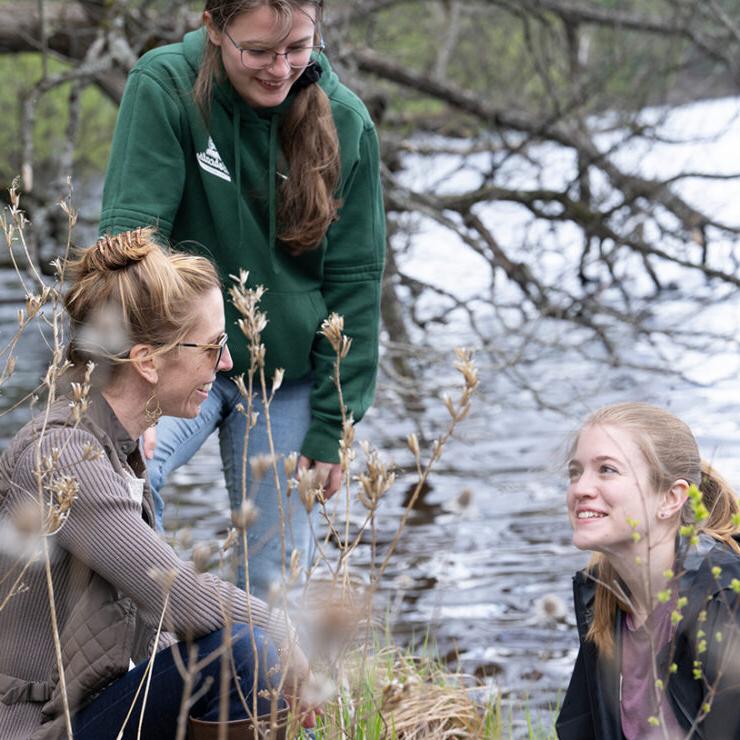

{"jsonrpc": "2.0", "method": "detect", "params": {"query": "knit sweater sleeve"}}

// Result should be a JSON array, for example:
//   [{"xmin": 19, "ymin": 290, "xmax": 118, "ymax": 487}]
[
  {"xmin": 98, "ymin": 67, "xmax": 187, "ymax": 240},
  {"xmin": 302, "ymin": 122, "xmax": 386, "ymax": 463},
  {"xmin": 8, "ymin": 428, "xmax": 292, "ymax": 644}
]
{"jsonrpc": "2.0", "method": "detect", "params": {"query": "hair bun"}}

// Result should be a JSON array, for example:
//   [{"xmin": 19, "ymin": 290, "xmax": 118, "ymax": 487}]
[{"xmin": 83, "ymin": 227, "xmax": 157, "ymax": 273}]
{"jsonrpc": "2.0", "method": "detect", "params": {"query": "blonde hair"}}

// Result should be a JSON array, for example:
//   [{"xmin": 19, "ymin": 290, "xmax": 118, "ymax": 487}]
[
  {"xmin": 570, "ymin": 402, "xmax": 739, "ymax": 656},
  {"xmin": 65, "ymin": 228, "xmax": 221, "ymax": 380},
  {"xmin": 194, "ymin": 0, "xmax": 340, "ymax": 253}
]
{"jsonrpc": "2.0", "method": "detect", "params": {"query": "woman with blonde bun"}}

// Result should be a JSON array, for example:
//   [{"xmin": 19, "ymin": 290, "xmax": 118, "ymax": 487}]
[
  {"xmin": 0, "ymin": 228, "xmax": 318, "ymax": 739},
  {"xmin": 557, "ymin": 402, "xmax": 740, "ymax": 740}
]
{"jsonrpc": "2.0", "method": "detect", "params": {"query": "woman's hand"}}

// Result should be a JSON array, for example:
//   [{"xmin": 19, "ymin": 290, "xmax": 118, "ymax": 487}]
[
  {"xmin": 280, "ymin": 641, "xmax": 322, "ymax": 728},
  {"xmin": 142, "ymin": 426, "xmax": 157, "ymax": 460},
  {"xmin": 298, "ymin": 456, "xmax": 342, "ymax": 500}
]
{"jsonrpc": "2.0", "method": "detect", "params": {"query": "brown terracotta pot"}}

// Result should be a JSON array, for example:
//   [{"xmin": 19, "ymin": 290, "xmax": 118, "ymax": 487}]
[{"xmin": 188, "ymin": 708, "xmax": 290, "ymax": 739}]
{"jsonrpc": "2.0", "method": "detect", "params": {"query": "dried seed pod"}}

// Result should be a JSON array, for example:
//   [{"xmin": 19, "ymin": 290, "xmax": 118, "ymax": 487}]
[
  {"xmin": 231, "ymin": 499, "xmax": 259, "ymax": 530},
  {"xmin": 319, "ymin": 312, "xmax": 345, "ymax": 353},
  {"xmin": 250, "ymin": 453, "xmax": 275, "ymax": 483},
  {"xmin": 301, "ymin": 673, "xmax": 336, "ymax": 706},
  {"xmin": 12, "ymin": 498, "xmax": 44, "ymax": 537},
  {"xmin": 222, "ymin": 527, "xmax": 238, "ymax": 552},
  {"xmin": 266, "ymin": 581, "xmax": 282, "ymax": 610},
  {"xmin": 231, "ymin": 374, "xmax": 248, "ymax": 398},
  {"xmin": 283, "ymin": 451, "xmax": 298, "ymax": 478},
  {"xmin": 178, "ymin": 527, "xmax": 193, "ymax": 549},
  {"xmin": 297, "ymin": 467, "xmax": 322, "ymax": 513},
  {"xmin": 289, "ymin": 548, "xmax": 301, "ymax": 584},
  {"xmin": 272, "ymin": 367, "xmax": 284, "ymax": 391},
  {"xmin": 147, "ymin": 567, "xmax": 177, "ymax": 591},
  {"xmin": 192, "ymin": 542, "xmax": 212, "ymax": 573}
]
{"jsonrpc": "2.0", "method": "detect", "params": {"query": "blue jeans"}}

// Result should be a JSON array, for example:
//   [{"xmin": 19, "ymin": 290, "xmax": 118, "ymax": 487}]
[
  {"xmin": 148, "ymin": 374, "xmax": 318, "ymax": 597},
  {"xmin": 72, "ymin": 626, "xmax": 285, "ymax": 738}
]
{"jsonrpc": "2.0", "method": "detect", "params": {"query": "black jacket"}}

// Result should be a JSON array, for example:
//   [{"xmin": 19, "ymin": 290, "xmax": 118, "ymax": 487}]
[{"xmin": 556, "ymin": 535, "xmax": 740, "ymax": 740}]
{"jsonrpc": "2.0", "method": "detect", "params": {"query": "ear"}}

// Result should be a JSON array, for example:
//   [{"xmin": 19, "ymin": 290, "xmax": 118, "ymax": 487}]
[
  {"xmin": 658, "ymin": 479, "xmax": 689, "ymax": 520},
  {"xmin": 203, "ymin": 11, "xmax": 223, "ymax": 47},
  {"xmin": 129, "ymin": 344, "xmax": 159, "ymax": 385}
]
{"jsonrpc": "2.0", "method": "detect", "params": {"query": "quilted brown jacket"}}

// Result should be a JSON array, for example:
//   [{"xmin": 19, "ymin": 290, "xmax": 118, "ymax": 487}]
[{"xmin": 0, "ymin": 394, "xmax": 290, "ymax": 739}]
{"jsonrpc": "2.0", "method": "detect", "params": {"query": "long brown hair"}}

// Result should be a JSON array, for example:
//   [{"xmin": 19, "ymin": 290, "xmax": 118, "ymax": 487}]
[
  {"xmin": 569, "ymin": 403, "xmax": 740, "ymax": 656},
  {"xmin": 194, "ymin": 0, "xmax": 340, "ymax": 253},
  {"xmin": 65, "ymin": 228, "xmax": 220, "ymax": 383}
]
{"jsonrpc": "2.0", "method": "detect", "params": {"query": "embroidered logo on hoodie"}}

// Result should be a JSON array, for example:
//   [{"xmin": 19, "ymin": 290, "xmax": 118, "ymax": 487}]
[{"xmin": 196, "ymin": 137, "xmax": 231, "ymax": 182}]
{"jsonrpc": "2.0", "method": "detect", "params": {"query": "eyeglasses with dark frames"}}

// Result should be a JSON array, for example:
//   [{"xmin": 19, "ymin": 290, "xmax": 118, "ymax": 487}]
[
  {"xmin": 222, "ymin": 28, "xmax": 325, "ymax": 70},
  {"xmin": 177, "ymin": 332, "xmax": 229, "ymax": 371}
]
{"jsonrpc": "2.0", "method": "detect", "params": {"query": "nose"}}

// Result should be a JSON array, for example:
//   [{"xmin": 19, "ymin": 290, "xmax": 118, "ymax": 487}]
[
  {"xmin": 266, "ymin": 52, "xmax": 292, "ymax": 74},
  {"xmin": 219, "ymin": 343, "xmax": 234, "ymax": 372},
  {"xmin": 569, "ymin": 471, "xmax": 596, "ymax": 498}
]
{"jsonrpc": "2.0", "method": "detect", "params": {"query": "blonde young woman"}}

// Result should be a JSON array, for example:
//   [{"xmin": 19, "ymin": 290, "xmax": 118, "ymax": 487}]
[
  {"xmin": 0, "ymin": 230, "xmax": 317, "ymax": 739},
  {"xmin": 99, "ymin": 0, "xmax": 386, "ymax": 596},
  {"xmin": 556, "ymin": 403, "xmax": 740, "ymax": 740}
]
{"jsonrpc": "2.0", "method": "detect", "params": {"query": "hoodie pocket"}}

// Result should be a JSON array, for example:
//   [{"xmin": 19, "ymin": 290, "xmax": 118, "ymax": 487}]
[{"xmin": 260, "ymin": 289, "xmax": 327, "ymax": 377}]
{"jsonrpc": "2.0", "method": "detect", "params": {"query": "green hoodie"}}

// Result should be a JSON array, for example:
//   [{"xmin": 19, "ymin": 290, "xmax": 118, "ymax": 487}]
[{"xmin": 99, "ymin": 29, "xmax": 386, "ymax": 463}]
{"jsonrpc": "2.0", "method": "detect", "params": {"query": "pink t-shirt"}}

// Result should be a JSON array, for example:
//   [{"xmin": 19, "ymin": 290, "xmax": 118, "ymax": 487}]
[{"xmin": 620, "ymin": 602, "xmax": 685, "ymax": 739}]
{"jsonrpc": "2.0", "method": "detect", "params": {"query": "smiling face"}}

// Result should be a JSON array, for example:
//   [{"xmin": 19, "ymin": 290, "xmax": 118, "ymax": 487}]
[
  {"xmin": 566, "ymin": 424, "xmax": 661, "ymax": 556},
  {"xmin": 155, "ymin": 287, "xmax": 233, "ymax": 419},
  {"xmin": 206, "ymin": 3, "xmax": 318, "ymax": 109}
]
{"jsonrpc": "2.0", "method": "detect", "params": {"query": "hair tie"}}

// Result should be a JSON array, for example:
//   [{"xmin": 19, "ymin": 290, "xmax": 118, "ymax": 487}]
[{"xmin": 292, "ymin": 64, "xmax": 322, "ymax": 92}]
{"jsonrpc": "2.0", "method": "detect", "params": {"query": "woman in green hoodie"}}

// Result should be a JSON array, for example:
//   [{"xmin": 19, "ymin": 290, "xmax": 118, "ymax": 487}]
[{"xmin": 99, "ymin": 0, "xmax": 386, "ymax": 597}]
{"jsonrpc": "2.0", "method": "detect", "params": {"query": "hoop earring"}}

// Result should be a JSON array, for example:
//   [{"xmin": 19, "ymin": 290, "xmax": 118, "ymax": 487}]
[{"xmin": 144, "ymin": 391, "xmax": 162, "ymax": 427}]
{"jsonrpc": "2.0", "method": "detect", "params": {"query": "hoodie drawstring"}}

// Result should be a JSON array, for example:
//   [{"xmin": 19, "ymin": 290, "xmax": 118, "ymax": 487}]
[
  {"xmin": 232, "ymin": 109, "xmax": 244, "ymax": 264},
  {"xmin": 268, "ymin": 113, "xmax": 281, "ymax": 275}
]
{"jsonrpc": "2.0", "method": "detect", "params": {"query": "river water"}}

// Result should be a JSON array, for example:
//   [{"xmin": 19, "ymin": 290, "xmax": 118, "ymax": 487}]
[{"xmin": 1, "ymin": 96, "xmax": 739, "ymax": 732}]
